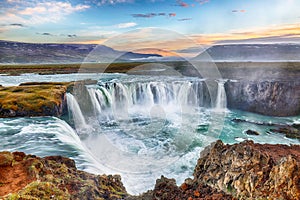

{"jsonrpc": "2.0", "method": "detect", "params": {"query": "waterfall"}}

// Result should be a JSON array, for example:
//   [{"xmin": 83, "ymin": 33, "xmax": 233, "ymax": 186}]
[
  {"xmin": 215, "ymin": 79, "xmax": 227, "ymax": 110},
  {"xmin": 86, "ymin": 79, "xmax": 206, "ymax": 120},
  {"xmin": 66, "ymin": 93, "xmax": 88, "ymax": 130}
]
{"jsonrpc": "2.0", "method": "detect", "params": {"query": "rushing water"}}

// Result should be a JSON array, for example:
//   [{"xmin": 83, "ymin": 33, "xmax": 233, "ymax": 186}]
[
  {"xmin": 215, "ymin": 79, "xmax": 227, "ymax": 110},
  {"xmin": 0, "ymin": 73, "xmax": 300, "ymax": 194}
]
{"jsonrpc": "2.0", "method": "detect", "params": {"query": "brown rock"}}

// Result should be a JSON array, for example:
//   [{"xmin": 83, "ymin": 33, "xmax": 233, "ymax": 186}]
[
  {"xmin": 12, "ymin": 151, "xmax": 26, "ymax": 162},
  {"xmin": 0, "ymin": 152, "xmax": 13, "ymax": 167},
  {"xmin": 0, "ymin": 152, "xmax": 128, "ymax": 200},
  {"xmin": 194, "ymin": 140, "xmax": 300, "ymax": 199}
]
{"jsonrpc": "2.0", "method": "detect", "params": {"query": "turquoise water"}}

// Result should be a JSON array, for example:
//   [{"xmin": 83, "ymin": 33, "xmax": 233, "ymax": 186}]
[{"xmin": 0, "ymin": 73, "xmax": 299, "ymax": 194}]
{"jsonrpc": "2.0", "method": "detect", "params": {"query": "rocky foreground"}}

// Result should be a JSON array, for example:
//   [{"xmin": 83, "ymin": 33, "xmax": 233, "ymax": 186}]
[{"xmin": 1, "ymin": 140, "xmax": 300, "ymax": 199}]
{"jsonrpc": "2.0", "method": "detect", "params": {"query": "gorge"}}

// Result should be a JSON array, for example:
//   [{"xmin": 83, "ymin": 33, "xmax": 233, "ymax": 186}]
[{"xmin": 0, "ymin": 67, "xmax": 299, "ymax": 197}]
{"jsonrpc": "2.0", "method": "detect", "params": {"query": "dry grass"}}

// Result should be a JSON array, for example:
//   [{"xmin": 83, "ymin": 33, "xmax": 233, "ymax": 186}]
[{"xmin": 0, "ymin": 83, "xmax": 67, "ymax": 114}]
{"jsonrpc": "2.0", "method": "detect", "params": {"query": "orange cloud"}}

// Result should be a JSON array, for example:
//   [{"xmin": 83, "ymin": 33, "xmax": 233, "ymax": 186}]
[
  {"xmin": 191, "ymin": 23, "xmax": 300, "ymax": 45},
  {"xmin": 176, "ymin": 0, "xmax": 189, "ymax": 7},
  {"xmin": 74, "ymin": 24, "xmax": 300, "ymax": 57}
]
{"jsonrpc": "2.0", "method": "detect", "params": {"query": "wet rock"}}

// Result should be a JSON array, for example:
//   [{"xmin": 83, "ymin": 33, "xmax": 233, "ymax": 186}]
[
  {"xmin": 245, "ymin": 129, "xmax": 260, "ymax": 136},
  {"xmin": 127, "ymin": 176, "xmax": 234, "ymax": 200},
  {"xmin": 225, "ymin": 80, "xmax": 300, "ymax": 116},
  {"xmin": 270, "ymin": 124, "xmax": 300, "ymax": 140},
  {"xmin": 194, "ymin": 140, "xmax": 300, "ymax": 199}
]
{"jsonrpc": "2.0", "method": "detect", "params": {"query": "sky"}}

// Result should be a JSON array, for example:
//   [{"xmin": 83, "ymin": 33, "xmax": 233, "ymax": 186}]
[{"xmin": 1, "ymin": 0, "xmax": 300, "ymax": 53}]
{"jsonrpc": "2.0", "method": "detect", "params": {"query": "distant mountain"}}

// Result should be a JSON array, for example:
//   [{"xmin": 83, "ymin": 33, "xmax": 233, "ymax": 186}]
[
  {"xmin": 0, "ymin": 40, "xmax": 162, "ymax": 64},
  {"xmin": 194, "ymin": 44, "xmax": 300, "ymax": 61}
]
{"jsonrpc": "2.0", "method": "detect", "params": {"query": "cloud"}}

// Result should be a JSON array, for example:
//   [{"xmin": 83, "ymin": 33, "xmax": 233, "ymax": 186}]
[
  {"xmin": 9, "ymin": 23, "xmax": 25, "ymax": 27},
  {"xmin": 176, "ymin": 0, "xmax": 189, "ymax": 7},
  {"xmin": 36, "ymin": 32, "xmax": 78, "ymax": 38},
  {"xmin": 36, "ymin": 32, "xmax": 54, "ymax": 36},
  {"xmin": 189, "ymin": 23, "xmax": 300, "ymax": 45},
  {"xmin": 178, "ymin": 18, "xmax": 192, "ymax": 21},
  {"xmin": 232, "ymin": 10, "xmax": 246, "ymax": 13},
  {"xmin": 117, "ymin": 22, "xmax": 137, "ymax": 28},
  {"xmin": 68, "ymin": 34, "xmax": 77, "ymax": 38},
  {"xmin": 195, "ymin": 0, "xmax": 210, "ymax": 5},
  {"xmin": 131, "ymin": 12, "xmax": 176, "ymax": 18},
  {"xmin": 86, "ymin": 0, "xmax": 133, "ymax": 6},
  {"xmin": 35, "ymin": 32, "xmax": 54, "ymax": 36},
  {"xmin": 131, "ymin": 13, "xmax": 157, "ymax": 18},
  {"xmin": 0, "ymin": 1, "xmax": 90, "ymax": 26}
]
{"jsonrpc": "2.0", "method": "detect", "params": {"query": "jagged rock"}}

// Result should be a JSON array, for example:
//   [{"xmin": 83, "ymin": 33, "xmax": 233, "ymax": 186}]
[
  {"xmin": 127, "ymin": 176, "xmax": 234, "ymax": 200},
  {"xmin": 270, "ymin": 124, "xmax": 300, "ymax": 140},
  {"xmin": 0, "ymin": 152, "xmax": 13, "ymax": 167},
  {"xmin": 2, "ymin": 140, "xmax": 300, "ymax": 199},
  {"xmin": 194, "ymin": 140, "xmax": 300, "ymax": 199},
  {"xmin": 0, "ymin": 152, "xmax": 127, "ymax": 199},
  {"xmin": 245, "ymin": 130, "xmax": 260, "ymax": 136},
  {"xmin": 225, "ymin": 80, "xmax": 300, "ymax": 116}
]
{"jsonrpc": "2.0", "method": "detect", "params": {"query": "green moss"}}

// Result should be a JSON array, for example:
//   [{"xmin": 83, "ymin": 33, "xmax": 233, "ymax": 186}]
[
  {"xmin": 0, "ymin": 84, "xmax": 67, "ymax": 115},
  {"xmin": 5, "ymin": 181, "xmax": 70, "ymax": 200}
]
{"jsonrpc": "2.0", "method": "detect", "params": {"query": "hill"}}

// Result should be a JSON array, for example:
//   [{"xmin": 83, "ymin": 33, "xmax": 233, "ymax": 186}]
[
  {"xmin": 194, "ymin": 43, "xmax": 300, "ymax": 61},
  {"xmin": 0, "ymin": 40, "xmax": 162, "ymax": 64}
]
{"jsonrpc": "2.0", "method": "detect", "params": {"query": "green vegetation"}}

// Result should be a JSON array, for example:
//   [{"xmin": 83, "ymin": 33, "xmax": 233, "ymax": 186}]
[
  {"xmin": 0, "ymin": 62, "xmax": 151, "ymax": 75},
  {"xmin": 0, "ymin": 83, "xmax": 68, "ymax": 117},
  {"xmin": 5, "ymin": 181, "xmax": 71, "ymax": 200},
  {"xmin": 1, "ymin": 61, "xmax": 299, "ymax": 80}
]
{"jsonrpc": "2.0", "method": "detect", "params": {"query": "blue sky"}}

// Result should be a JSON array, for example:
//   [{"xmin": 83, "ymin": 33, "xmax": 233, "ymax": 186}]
[{"xmin": 1, "ymin": 0, "xmax": 300, "ymax": 52}]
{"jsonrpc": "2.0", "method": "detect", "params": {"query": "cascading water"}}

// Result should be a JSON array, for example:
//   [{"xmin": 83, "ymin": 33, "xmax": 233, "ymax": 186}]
[
  {"xmin": 66, "ymin": 93, "xmax": 88, "ymax": 130},
  {"xmin": 2, "ymin": 74, "xmax": 300, "ymax": 195},
  {"xmin": 215, "ymin": 79, "xmax": 227, "ymax": 110},
  {"xmin": 66, "ymin": 76, "xmax": 217, "ymax": 193},
  {"xmin": 92, "ymin": 78, "xmax": 205, "ymax": 113}
]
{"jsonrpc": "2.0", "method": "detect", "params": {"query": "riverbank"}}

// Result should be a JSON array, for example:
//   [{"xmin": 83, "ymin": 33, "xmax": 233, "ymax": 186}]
[
  {"xmin": 0, "ymin": 81, "xmax": 97, "ymax": 118},
  {"xmin": 1, "ymin": 61, "xmax": 299, "ymax": 80},
  {"xmin": 1, "ymin": 140, "xmax": 299, "ymax": 199},
  {"xmin": 0, "ymin": 82, "xmax": 68, "ymax": 118}
]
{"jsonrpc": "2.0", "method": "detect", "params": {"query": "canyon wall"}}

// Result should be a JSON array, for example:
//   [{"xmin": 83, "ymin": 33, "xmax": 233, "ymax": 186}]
[{"xmin": 225, "ymin": 80, "xmax": 300, "ymax": 116}]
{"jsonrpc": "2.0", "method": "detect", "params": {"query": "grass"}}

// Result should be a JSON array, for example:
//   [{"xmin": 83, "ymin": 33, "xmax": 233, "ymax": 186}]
[
  {"xmin": 0, "ymin": 61, "xmax": 299, "ymax": 80},
  {"xmin": 0, "ymin": 83, "xmax": 68, "ymax": 116},
  {"xmin": 0, "ymin": 62, "xmax": 150, "ymax": 75}
]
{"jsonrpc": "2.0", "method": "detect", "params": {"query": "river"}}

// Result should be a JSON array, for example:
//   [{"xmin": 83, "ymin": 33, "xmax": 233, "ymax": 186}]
[{"xmin": 0, "ymin": 73, "xmax": 299, "ymax": 194}]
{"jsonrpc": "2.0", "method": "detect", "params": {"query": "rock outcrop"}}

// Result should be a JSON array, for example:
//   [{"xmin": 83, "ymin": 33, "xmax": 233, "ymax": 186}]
[
  {"xmin": 1, "ymin": 140, "xmax": 300, "ymax": 199},
  {"xmin": 0, "ymin": 83, "xmax": 68, "ymax": 118},
  {"xmin": 0, "ymin": 152, "xmax": 127, "ymax": 199},
  {"xmin": 128, "ymin": 176, "xmax": 234, "ymax": 200},
  {"xmin": 194, "ymin": 140, "xmax": 300, "ymax": 199},
  {"xmin": 225, "ymin": 80, "xmax": 300, "ymax": 116},
  {"xmin": 0, "ymin": 80, "xmax": 97, "ymax": 118}
]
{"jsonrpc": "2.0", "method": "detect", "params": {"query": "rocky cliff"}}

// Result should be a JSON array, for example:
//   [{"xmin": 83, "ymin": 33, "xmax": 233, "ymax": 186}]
[
  {"xmin": 0, "ymin": 80, "xmax": 97, "ymax": 118},
  {"xmin": 2, "ymin": 140, "xmax": 299, "ymax": 199},
  {"xmin": 0, "ymin": 152, "xmax": 127, "ymax": 199},
  {"xmin": 225, "ymin": 80, "xmax": 300, "ymax": 116},
  {"xmin": 0, "ymin": 83, "xmax": 68, "ymax": 118},
  {"xmin": 194, "ymin": 140, "xmax": 300, "ymax": 199}
]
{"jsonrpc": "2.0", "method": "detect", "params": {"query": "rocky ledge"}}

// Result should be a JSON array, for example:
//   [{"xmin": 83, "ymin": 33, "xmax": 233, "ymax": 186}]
[
  {"xmin": 0, "ymin": 80, "xmax": 96, "ymax": 118},
  {"xmin": 194, "ymin": 140, "xmax": 300, "ymax": 199},
  {"xmin": 0, "ymin": 152, "xmax": 127, "ymax": 199},
  {"xmin": 225, "ymin": 80, "xmax": 300, "ymax": 116},
  {"xmin": 0, "ymin": 83, "xmax": 68, "ymax": 118},
  {"xmin": 1, "ymin": 140, "xmax": 300, "ymax": 199}
]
